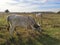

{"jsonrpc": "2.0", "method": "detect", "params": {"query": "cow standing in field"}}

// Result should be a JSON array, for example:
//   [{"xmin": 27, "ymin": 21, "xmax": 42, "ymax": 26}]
[
  {"xmin": 36, "ymin": 13, "xmax": 42, "ymax": 17},
  {"xmin": 7, "ymin": 14, "xmax": 41, "ymax": 35}
]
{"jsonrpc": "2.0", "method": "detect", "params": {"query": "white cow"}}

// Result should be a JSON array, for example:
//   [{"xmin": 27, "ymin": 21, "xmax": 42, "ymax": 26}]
[
  {"xmin": 36, "ymin": 13, "xmax": 42, "ymax": 17},
  {"xmin": 7, "ymin": 14, "xmax": 41, "ymax": 35}
]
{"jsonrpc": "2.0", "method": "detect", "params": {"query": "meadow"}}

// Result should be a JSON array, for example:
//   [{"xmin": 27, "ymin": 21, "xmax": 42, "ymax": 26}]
[{"xmin": 0, "ymin": 12, "xmax": 60, "ymax": 45}]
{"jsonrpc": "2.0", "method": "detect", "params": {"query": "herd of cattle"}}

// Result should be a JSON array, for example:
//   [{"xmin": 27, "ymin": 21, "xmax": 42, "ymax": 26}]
[{"xmin": 7, "ymin": 14, "xmax": 42, "ymax": 35}]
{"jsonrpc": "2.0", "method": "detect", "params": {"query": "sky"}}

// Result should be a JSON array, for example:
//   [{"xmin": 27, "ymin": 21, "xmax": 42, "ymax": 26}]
[{"xmin": 0, "ymin": 0, "xmax": 60, "ymax": 12}]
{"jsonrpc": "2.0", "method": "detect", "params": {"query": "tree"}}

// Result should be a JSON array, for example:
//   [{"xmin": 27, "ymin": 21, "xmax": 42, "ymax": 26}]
[
  {"xmin": 5, "ymin": 9, "xmax": 9, "ymax": 13},
  {"xmin": 57, "ymin": 11, "xmax": 60, "ymax": 14}
]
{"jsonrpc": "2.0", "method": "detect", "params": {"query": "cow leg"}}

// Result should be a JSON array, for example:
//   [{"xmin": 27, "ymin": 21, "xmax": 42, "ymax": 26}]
[
  {"xmin": 7, "ymin": 25, "xmax": 10, "ymax": 31},
  {"xmin": 27, "ymin": 25, "xmax": 32, "ymax": 29},
  {"xmin": 30, "ymin": 25, "xmax": 35, "ymax": 30},
  {"xmin": 9, "ymin": 24, "xmax": 15, "ymax": 36}
]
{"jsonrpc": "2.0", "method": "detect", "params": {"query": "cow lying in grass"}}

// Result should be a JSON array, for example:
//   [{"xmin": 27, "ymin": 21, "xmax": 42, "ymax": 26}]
[{"xmin": 7, "ymin": 14, "xmax": 41, "ymax": 35}]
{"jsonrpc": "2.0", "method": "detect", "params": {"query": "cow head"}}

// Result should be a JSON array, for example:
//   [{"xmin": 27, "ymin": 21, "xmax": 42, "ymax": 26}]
[{"xmin": 34, "ymin": 24, "xmax": 42, "ymax": 32}]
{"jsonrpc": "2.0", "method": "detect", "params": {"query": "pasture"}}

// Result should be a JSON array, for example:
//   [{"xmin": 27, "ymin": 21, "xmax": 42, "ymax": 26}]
[{"xmin": 0, "ymin": 12, "xmax": 60, "ymax": 45}]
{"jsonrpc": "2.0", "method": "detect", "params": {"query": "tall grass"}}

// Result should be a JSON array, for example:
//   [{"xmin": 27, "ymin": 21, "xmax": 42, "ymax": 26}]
[{"xmin": 0, "ymin": 13, "xmax": 60, "ymax": 45}]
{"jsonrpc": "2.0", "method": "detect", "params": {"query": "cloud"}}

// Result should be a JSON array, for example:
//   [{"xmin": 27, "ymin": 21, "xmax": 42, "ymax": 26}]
[
  {"xmin": 0, "ymin": 0, "xmax": 60, "ymax": 12},
  {"xmin": 8, "ymin": 0, "xmax": 47, "ymax": 6}
]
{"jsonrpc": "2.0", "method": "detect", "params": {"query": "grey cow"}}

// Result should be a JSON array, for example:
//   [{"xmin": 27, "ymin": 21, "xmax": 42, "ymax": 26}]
[{"xmin": 7, "ymin": 14, "xmax": 41, "ymax": 35}]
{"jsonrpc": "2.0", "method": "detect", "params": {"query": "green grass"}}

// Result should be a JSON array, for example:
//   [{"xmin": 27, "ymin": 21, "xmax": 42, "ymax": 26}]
[{"xmin": 0, "ymin": 13, "xmax": 60, "ymax": 45}]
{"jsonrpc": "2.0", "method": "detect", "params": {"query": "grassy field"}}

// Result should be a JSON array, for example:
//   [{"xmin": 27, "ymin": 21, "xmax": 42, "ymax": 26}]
[{"xmin": 0, "ymin": 13, "xmax": 60, "ymax": 45}]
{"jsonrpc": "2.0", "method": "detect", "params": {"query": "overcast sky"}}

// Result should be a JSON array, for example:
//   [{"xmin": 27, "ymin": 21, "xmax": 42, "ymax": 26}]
[{"xmin": 0, "ymin": 0, "xmax": 60, "ymax": 12}]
